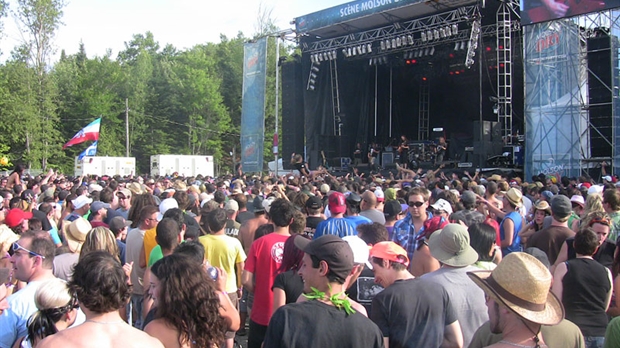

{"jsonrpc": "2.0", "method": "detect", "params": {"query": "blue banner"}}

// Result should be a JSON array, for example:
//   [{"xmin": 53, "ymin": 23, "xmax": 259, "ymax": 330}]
[
  {"xmin": 240, "ymin": 37, "xmax": 268, "ymax": 173},
  {"xmin": 78, "ymin": 141, "xmax": 98, "ymax": 160},
  {"xmin": 295, "ymin": 0, "xmax": 423, "ymax": 34}
]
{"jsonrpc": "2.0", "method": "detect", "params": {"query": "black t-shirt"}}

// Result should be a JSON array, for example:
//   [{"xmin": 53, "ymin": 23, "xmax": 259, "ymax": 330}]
[
  {"xmin": 272, "ymin": 270, "xmax": 304, "ymax": 304},
  {"xmin": 304, "ymin": 216, "xmax": 325, "ymax": 239},
  {"xmin": 371, "ymin": 278, "xmax": 457, "ymax": 348},
  {"xmin": 264, "ymin": 300, "xmax": 384, "ymax": 348},
  {"xmin": 346, "ymin": 267, "xmax": 383, "ymax": 315},
  {"xmin": 566, "ymin": 238, "xmax": 615, "ymax": 268},
  {"xmin": 294, "ymin": 162, "xmax": 308, "ymax": 175}
]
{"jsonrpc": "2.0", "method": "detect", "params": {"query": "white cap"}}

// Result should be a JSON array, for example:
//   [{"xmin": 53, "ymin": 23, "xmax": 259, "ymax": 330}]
[
  {"xmin": 158, "ymin": 198, "xmax": 179, "ymax": 221},
  {"xmin": 342, "ymin": 235, "xmax": 372, "ymax": 269},
  {"xmin": 72, "ymin": 195, "xmax": 93, "ymax": 210},
  {"xmin": 225, "ymin": 199, "xmax": 239, "ymax": 212},
  {"xmin": 570, "ymin": 195, "xmax": 585, "ymax": 207},
  {"xmin": 587, "ymin": 185, "xmax": 604, "ymax": 195},
  {"xmin": 603, "ymin": 175, "xmax": 612, "ymax": 182},
  {"xmin": 431, "ymin": 198, "xmax": 453, "ymax": 215}
]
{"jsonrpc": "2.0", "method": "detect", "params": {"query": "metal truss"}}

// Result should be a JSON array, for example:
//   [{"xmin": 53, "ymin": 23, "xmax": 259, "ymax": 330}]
[
  {"xmin": 302, "ymin": 5, "xmax": 482, "ymax": 54},
  {"xmin": 418, "ymin": 80, "xmax": 430, "ymax": 140},
  {"xmin": 497, "ymin": 2, "xmax": 513, "ymax": 142}
]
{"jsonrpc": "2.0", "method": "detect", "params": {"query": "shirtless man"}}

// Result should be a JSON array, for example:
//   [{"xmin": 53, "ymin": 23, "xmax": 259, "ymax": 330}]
[
  {"xmin": 238, "ymin": 196, "xmax": 270, "ymax": 255},
  {"xmin": 38, "ymin": 251, "xmax": 163, "ymax": 348}
]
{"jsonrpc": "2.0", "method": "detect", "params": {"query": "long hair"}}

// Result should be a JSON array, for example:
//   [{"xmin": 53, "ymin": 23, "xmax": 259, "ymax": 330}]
[
  {"xmin": 27, "ymin": 278, "xmax": 76, "ymax": 346},
  {"xmin": 278, "ymin": 235, "xmax": 305, "ymax": 273},
  {"xmin": 79, "ymin": 227, "xmax": 119, "ymax": 262},
  {"xmin": 128, "ymin": 193, "xmax": 158, "ymax": 228},
  {"xmin": 468, "ymin": 223, "xmax": 497, "ymax": 262},
  {"xmin": 150, "ymin": 254, "xmax": 227, "ymax": 347}
]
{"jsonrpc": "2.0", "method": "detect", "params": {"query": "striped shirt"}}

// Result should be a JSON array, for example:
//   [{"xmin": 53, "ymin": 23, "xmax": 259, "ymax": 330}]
[{"xmin": 313, "ymin": 217, "xmax": 357, "ymax": 239}]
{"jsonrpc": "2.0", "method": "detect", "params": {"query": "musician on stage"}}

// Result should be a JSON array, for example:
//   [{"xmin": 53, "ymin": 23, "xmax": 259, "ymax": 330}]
[
  {"xmin": 368, "ymin": 142, "xmax": 380, "ymax": 172},
  {"xmin": 291, "ymin": 153, "xmax": 311, "ymax": 177},
  {"xmin": 353, "ymin": 143, "xmax": 363, "ymax": 167},
  {"xmin": 435, "ymin": 136, "xmax": 447, "ymax": 166},
  {"xmin": 398, "ymin": 135, "xmax": 410, "ymax": 169}
]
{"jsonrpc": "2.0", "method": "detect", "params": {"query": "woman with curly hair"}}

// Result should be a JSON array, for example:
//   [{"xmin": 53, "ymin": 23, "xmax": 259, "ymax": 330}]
[
  {"xmin": 145, "ymin": 253, "xmax": 230, "ymax": 348},
  {"xmin": 15, "ymin": 278, "xmax": 79, "ymax": 347}
]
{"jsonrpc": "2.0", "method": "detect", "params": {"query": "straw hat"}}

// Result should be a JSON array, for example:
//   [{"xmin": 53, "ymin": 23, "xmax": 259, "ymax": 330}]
[
  {"xmin": 534, "ymin": 200, "xmax": 551, "ymax": 215},
  {"xmin": 467, "ymin": 252, "xmax": 564, "ymax": 325},
  {"xmin": 504, "ymin": 188, "xmax": 523, "ymax": 207},
  {"xmin": 66, "ymin": 217, "xmax": 91, "ymax": 253}
]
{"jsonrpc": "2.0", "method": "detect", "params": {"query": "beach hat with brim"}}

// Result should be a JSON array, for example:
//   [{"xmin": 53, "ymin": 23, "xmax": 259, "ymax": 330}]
[
  {"xmin": 505, "ymin": 188, "xmax": 523, "ymax": 207},
  {"xmin": 428, "ymin": 223, "xmax": 478, "ymax": 267},
  {"xmin": 66, "ymin": 217, "xmax": 92, "ymax": 253},
  {"xmin": 467, "ymin": 252, "xmax": 564, "ymax": 326}
]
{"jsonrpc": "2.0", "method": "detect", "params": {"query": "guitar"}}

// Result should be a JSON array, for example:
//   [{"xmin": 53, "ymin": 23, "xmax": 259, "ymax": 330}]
[
  {"xmin": 320, "ymin": 151, "xmax": 329, "ymax": 169},
  {"xmin": 527, "ymin": 0, "xmax": 604, "ymax": 23}
]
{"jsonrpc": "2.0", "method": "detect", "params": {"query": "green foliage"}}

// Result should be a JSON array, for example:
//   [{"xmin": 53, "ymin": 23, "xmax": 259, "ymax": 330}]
[{"xmin": 0, "ymin": 7, "xmax": 292, "ymax": 175}]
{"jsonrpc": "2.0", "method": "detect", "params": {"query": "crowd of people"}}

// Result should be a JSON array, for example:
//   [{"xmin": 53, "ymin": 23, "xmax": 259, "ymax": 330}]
[{"xmin": 0, "ymin": 162, "xmax": 620, "ymax": 347}]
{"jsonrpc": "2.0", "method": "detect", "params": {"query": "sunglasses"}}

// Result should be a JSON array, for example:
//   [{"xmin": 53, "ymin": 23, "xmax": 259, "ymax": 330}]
[
  {"xmin": 589, "ymin": 217, "xmax": 611, "ymax": 227},
  {"xmin": 408, "ymin": 201, "xmax": 425, "ymax": 207},
  {"xmin": 11, "ymin": 242, "xmax": 46, "ymax": 259}
]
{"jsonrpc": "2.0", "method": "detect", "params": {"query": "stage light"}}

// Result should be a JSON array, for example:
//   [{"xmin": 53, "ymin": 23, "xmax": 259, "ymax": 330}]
[
  {"xmin": 421, "ymin": 32, "xmax": 427, "ymax": 42},
  {"xmin": 422, "ymin": 77, "xmax": 427, "ymax": 81},
  {"xmin": 429, "ymin": 47, "xmax": 435, "ymax": 56},
  {"xmin": 499, "ymin": 45, "xmax": 504, "ymax": 49},
  {"xmin": 486, "ymin": 46, "xmax": 492, "ymax": 52},
  {"xmin": 460, "ymin": 41, "xmax": 466, "ymax": 50},
  {"xmin": 452, "ymin": 24, "xmax": 458, "ymax": 35},
  {"xmin": 312, "ymin": 65, "xmax": 319, "ymax": 72},
  {"xmin": 446, "ymin": 26, "xmax": 452, "ymax": 36},
  {"xmin": 352, "ymin": 47, "xmax": 357, "ymax": 56},
  {"xmin": 380, "ymin": 41, "xmax": 386, "ymax": 50},
  {"xmin": 309, "ymin": 85, "xmax": 315, "ymax": 90},
  {"xmin": 396, "ymin": 37, "xmax": 402, "ymax": 47},
  {"xmin": 391, "ymin": 38, "xmax": 396, "ymax": 48},
  {"xmin": 361, "ymin": 45, "xmax": 366, "ymax": 54},
  {"xmin": 440, "ymin": 28, "xmax": 446, "ymax": 38},
  {"xmin": 348, "ymin": 47, "xmax": 352, "ymax": 56},
  {"xmin": 310, "ymin": 72, "xmax": 317, "ymax": 79},
  {"xmin": 367, "ymin": 43, "xmax": 372, "ymax": 53},
  {"xmin": 427, "ymin": 31, "xmax": 433, "ymax": 41},
  {"xmin": 386, "ymin": 40, "xmax": 391, "ymax": 49},
  {"xmin": 449, "ymin": 53, "xmax": 454, "ymax": 58},
  {"xmin": 342, "ymin": 49, "xmax": 348, "ymax": 57},
  {"xmin": 310, "ymin": 55, "xmax": 316, "ymax": 63},
  {"xmin": 407, "ymin": 35, "xmax": 414, "ymax": 45},
  {"xmin": 323, "ymin": 52, "xmax": 329, "ymax": 61},
  {"xmin": 433, "ymin": 30, "xmax": 439, "ymax": 40},
  {"xmin": 449, "ymin": 71, "xmax": 454, "ymax": 75},
  {"xmin": 369, "ymin": 58, "xmax": 373, "ymax": 66},
  {"xmin": 401, "ymin": 36, "xmax": 407, "ymax": 45},
  {"xmin": 454, "ymin": 42, "xmax": 460, "ymax": 51},
  {"xmin": 406, "ymin": 60, "xmax": 411, "ymax": 64},
  {"xmin": 424, "ymin": 48, "xmax": 429, "ymax": 56},
  {"xmin": 411, "ymin": 59, "xmax": 417, "ymax": 64},
  {"xmin": 455, "ymin": 71, "xmax": 460, "ymax": 75}
]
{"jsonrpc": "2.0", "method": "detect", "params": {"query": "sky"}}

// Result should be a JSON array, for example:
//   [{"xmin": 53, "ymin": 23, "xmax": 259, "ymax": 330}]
[{"xmin": 0, "ymin": 0, "xmax": 350, "ymax": 63}]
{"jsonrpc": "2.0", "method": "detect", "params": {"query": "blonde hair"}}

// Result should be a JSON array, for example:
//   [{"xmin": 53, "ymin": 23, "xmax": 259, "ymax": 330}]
[
  {"xmin": 34, "ymin": 278, "xmax": 73, "ymax": 310},
  {"xmin": 79, "ymin": 227, "xmax": 119, "ymax": 262},
  {"xmin": 583, "ymin": 193, "xmax": 604, "ymax": 217},
  {"xmin": 27, "ymin": 278, "xmax": 74, "ymax": 345}
]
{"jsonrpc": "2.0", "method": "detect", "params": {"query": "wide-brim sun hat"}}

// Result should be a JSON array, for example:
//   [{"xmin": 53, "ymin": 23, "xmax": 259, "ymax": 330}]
[
  {"xmin": 505, "ymin": 187, "xmax": 523, "ymax": 207},
  {"xmin": 467, "ymin": 252, "xmax": 564, "ymax": 326},
  {"xmin": 428, "ymin": 223, "xmax": 478, "ymax": 267}
]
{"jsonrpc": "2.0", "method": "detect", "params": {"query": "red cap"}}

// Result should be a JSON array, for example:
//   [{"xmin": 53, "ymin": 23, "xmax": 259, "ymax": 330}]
[
  {"xmin": 418, "ymin": 216, "xmax": 449, "ymax": 241},
  {"xmin": 328, "ymin": 192, "xmax": 346, "ymax": 214},
  {"xmin": 5, "ymin": 209, "xmax": 33, "ymax": 228}
]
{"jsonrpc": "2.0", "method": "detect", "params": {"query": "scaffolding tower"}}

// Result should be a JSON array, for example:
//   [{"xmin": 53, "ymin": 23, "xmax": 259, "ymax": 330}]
[
  {"xmin": 497, "ymin": 1, "xmax": 516, "ymax": 142},
  {"xmin": 418, "ymin": 79, "xmax": 430, "ymax": 140}
]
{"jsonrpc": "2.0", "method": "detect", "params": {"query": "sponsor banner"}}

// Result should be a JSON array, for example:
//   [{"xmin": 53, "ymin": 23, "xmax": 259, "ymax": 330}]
[
  {"xmin": 295, "ymin": 0, "xmax": 423, "ymax": 34},
  {"xmin": 521, "ymin": 0, "xmax": 620, "ymax": 25},
  {"xmin": 240, "ymin": 37, "xmax": 268, "ymax": 173}
]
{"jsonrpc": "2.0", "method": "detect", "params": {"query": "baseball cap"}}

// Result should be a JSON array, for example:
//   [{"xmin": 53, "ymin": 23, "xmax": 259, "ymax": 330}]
[
  {"xmin": 158, "ymin": 198, "xmax": 179, "ymax": 221},
  {"xmin": 109, "ymin": 216, "xmax": 132, "ymax": 233},
  {"xmin": 375, "ymin": 189, "xmax": 385, "ymax": 202},
  {"xmin": 328, "ymin": 192, "xmax": 346, "ymax": 214},
  {"xmin": 72, "ymin": 196, "xmax": 93, "ymax": 210},
  {"xmin": 4, "ymin": 209, "xmax": 33, "ymax": 228},
  {"xmin": 431, "ymin": 198, "xmax": 453, "ymax": 215},
  {"xmin": 320, "ymin": 183, "xmax": 330, "ymax": 194},
  {"xmin": 343, "ymin": 235, "xmax": 372, "ymax": 269},
  {"xmin": 384, "ymin": 200, "xmax": 404, "ymax": 219},
  {"xmin": 116, "ymin": 188, "xmax": 132, "ymax": 198},
  {"xmin": 306, "ymin": 196, "xmax": 322, "ymax": 210},
  {"xmin": 252, "ymin": 196, "xmax": 265, "ymax": 212},
  {"xmin": 603, "ymin": 175, "xmax": 612, "ymax": 182},
  {"xmin": 225, "ymin": 200, "xmax": 239, "ymax": 212},
  {"xmin": 550, "ymin": 195, "xmax": 572, "ymax": 219},
  {"xmin": 295, "ymin": 235, "xmax": 354, "ymax": 280},
  {"xmin": 369, "ymin": 241, "xmax": 410, "ymax": 267},
  {"xmin": 90, "ymin": 201, "xmax": 110, "ymax": 213},
  {"xmin": 570, "ymin": 195, "xmax": 585, "ymax": 207}
]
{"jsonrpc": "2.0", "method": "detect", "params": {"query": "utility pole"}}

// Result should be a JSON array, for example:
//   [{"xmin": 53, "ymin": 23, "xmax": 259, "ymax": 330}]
[
  {"xmin": 125, "ymin": 98, "xmax": 130, "ymax": 157},
  {"xmin": 274, "ymin": 35, "xmax": 280, "ymax": 177}
]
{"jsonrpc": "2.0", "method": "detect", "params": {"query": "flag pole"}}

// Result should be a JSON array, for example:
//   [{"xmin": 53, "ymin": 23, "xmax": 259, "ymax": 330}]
[{"xmin": 125, "ymin": 98, "xmax": 130, "ymax": 157}]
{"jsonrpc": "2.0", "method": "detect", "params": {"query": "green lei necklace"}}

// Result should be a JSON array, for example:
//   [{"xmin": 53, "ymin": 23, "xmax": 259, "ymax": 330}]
[{"xmin": 303, "ymin": 286, "xmax": 356, "ymax": 315}]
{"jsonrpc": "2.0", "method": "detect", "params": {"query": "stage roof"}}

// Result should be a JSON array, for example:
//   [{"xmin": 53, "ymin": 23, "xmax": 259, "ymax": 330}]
[{"xmin": 295, "ymin": 0, "xmax": 478, "ymax": 39}]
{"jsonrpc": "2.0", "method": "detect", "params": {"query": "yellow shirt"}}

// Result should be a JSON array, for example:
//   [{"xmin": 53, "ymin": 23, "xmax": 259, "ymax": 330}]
[
  {"xmin": 143, "ymin": 227, "xmax": 158, "ymax": 264},
  {"xmin": 199, "ymin": 234, "xmax": 246, "ymax": 293}
]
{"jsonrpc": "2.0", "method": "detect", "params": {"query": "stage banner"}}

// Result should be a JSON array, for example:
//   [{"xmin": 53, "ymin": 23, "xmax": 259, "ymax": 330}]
[
  {"xmin": 295, "ymin": 0, "xmax": 424, "ymax": 34},
  {"xmin": 524, "ymin": 21, "xmax": 587, "ymax": 179},
  {"xmin": 240, "ymin": 37, "xmax": 268, "ymax": 173},
  {"xmin": 521, "ymin": 0, "xmax": 620, "ymax": 25}
]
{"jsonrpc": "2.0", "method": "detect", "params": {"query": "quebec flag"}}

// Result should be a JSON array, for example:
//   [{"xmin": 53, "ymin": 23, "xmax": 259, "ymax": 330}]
[{"xmin": 78, "ymin": 141, "xmax": 98, "ymax": 160}]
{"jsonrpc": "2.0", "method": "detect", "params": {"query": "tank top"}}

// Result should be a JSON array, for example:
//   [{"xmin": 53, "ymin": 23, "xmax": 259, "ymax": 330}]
[
  {"xmin": 562, "ymin": 258, "xmax": 610, "ymax": 337},
  {"xmin": 500, "ymin": 211, "xmax": 523, "ymax": 255}
]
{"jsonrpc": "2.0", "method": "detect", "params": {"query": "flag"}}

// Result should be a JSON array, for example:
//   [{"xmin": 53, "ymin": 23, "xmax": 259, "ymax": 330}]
[
  {"xmin": 77, "ymin": 141, "xmax": 98, "ymax": 160},
  {"xmin": 63, "ymin": 118, "xmax": 101, "ymax": 149}
]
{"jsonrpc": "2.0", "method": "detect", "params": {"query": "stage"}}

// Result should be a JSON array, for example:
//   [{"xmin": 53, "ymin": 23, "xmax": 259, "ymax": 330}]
[{"xmin": 281, "ymin": 0, "xmax": 525, "ymax": 172}]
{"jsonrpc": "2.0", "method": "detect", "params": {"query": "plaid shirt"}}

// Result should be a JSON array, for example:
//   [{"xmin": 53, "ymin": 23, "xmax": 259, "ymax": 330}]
[{"xmin": 390, "ymin": 211, "xmax": 433, "ymax": 261}]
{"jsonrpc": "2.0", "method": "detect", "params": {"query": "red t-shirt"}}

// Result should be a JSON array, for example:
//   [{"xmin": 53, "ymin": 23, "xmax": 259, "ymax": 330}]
[{"xmin": 244, "ymin": 233, "xmax": 290, "ymax": 326}]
